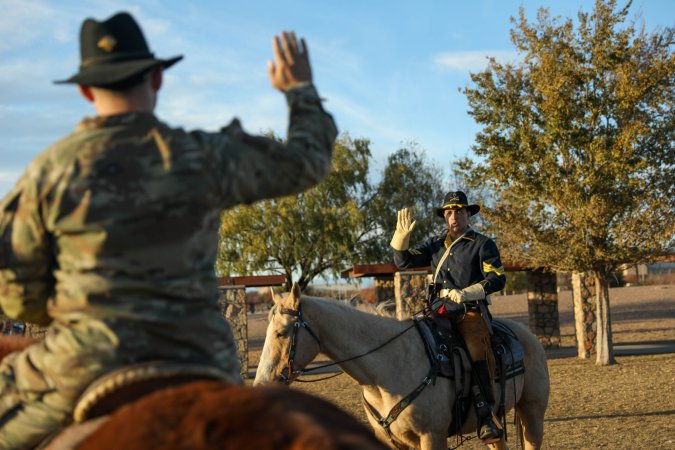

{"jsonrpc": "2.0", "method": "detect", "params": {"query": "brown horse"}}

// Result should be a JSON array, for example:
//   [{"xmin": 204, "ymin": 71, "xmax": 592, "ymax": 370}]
[
  {"xmin": 0, "ymin": 335, "xmax": 387, "ymax": 450},
  {"xmin": 0, "ymin": 334, "xmax": 35, "ymax": 360}
]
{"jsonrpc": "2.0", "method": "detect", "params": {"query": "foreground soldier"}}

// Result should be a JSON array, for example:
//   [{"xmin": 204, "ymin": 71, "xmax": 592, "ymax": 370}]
[
  {"xmin": 391, "ymin": 191, "xmax": 506, "ymax": 444},
  {"xmin": 0, "ymin": 12, "xmax": 336, "ymax": 449}
]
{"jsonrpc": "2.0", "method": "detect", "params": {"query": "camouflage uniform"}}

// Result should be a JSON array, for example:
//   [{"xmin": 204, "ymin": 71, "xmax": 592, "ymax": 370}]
[{"xmin": 0, "ymin": 84, "xmax": 336, "ymax": 449}]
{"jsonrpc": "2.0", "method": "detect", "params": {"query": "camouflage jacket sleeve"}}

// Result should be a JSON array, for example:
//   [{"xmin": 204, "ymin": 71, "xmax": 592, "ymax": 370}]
[
  {"xmin": 194, "ymin": 84, "xmax": 337, "ymax": 207},
  {"xmin": 0, "ymin": 170, "xmax": 54, "ymax": 325}
]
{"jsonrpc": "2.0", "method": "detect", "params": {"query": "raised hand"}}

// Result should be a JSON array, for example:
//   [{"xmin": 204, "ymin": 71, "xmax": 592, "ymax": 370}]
[
  {"xmin": 390, "ymin": 208, "xmax": 417, "ymax": 251},
  {"xmin": 268, "ymin": 31, "xmax": 312, "ymax": 92}
]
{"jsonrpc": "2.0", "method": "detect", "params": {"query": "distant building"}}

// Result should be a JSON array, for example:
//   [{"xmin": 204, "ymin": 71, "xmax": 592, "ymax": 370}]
[{"xmin": 621, "ymin": 260, "xmax": 675, "ymax": 283}]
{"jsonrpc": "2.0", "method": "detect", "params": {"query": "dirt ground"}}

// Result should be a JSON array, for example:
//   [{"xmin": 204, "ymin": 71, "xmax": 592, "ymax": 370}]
[{"xmin": 247, "ymin": 284, "xmax": 675, "ymax": 449}]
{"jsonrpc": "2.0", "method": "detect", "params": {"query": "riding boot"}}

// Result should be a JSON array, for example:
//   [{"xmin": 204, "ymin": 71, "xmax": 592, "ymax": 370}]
[{"xmin": 471, "ymin": 360, "xmax": 502, "ymax": 443}]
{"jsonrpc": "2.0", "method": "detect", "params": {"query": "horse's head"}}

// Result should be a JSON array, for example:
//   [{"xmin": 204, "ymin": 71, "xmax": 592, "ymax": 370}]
[{"xmin": 253, "ymin": 282, "xmax": 321, "ymax": 385}]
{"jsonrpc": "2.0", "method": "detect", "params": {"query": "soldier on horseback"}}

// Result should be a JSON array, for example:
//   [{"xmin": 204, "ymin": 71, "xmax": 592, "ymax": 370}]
[{"xmin": 391, "ymin": 191, "xmax": 506, "ymax": 444}]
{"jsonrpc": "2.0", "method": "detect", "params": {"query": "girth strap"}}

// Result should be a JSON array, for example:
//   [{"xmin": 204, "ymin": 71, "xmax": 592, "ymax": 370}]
[{"xmin": 362, "ymin": 365, "xmax": 437, "ymax": 447}]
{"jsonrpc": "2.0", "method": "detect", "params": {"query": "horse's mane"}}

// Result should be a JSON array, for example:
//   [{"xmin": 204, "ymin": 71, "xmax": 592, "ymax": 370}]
[
  {"xmin": 353, "ymin": 299, "xmax": 397, "ymax": 318},
  {"xmin": 269, "ymin": 294, "xmax": 399, "ymax": 321},
  {"xmin": 303, "ymin": 295, "xmax": 400, "ymax": 319}
]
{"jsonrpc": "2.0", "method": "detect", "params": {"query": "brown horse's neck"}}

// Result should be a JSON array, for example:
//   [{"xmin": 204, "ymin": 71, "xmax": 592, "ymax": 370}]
[{"xmin": 0, "ymin": 335, "xmax": 36, "ymax": 361}]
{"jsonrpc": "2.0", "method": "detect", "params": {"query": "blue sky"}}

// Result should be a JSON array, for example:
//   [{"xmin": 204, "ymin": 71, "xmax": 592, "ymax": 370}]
[{"xmin": 1, "ymin": 0, "xmax": 673, "ymax": 197}]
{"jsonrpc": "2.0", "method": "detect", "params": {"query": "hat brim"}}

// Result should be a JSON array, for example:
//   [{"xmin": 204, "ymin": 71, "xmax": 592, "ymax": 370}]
[
  {"xmin": 54, "ymin": 55, "xmax": 183, "ymax": 86},
  {"xmin": 435, "ymin": 204, "xmax": 480, "ymax": 218}
]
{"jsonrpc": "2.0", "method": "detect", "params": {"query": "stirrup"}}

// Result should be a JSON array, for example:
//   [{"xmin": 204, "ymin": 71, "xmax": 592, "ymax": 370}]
[{"xmin": 478, "ymin": 413, "xmax": 503, "ymax": 443}]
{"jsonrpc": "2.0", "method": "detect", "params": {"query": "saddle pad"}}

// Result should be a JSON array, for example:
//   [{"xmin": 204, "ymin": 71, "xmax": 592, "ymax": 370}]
[
  {"xmin": 73, "ymin": 361, "xmax": 232, "ymax": 423},
  {"xmin": 414, "ymin": 318, "xmax": 472, "ymax": 383},
  {"xmin": 492, "ymin": 320, "xmax": 526, "ymax": 380}
]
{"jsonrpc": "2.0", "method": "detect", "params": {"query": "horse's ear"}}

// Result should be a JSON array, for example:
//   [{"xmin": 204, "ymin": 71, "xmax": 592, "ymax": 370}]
[
  {"xmin": 268, "ymin": 287, "xmax": 279, "ymax": 304},
  {"xmin": 291, "ymin": 281, "xmax": 301, "ymax": 297},
  {"xmin": 290, "ymin": 282, "xmax": 301, "ymax": 308}
]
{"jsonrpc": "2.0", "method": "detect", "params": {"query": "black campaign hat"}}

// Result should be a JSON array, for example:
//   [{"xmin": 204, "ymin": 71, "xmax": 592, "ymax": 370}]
[
  {"xmin": 434, "ymin": 191, "xmax": 480, "ymax": 218},
  {"xmin": 54, "ymin": 12, "xmax": 182, "ymax": 87}
]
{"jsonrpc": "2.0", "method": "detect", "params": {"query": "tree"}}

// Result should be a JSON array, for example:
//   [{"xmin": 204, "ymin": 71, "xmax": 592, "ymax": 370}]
[
  {"xmin": 217, "ymin": 135, "xmax": 445, "ymax": 290},
  {"xmin": 360, "ymin": 143, "xmax": 446, "ymax": 262},
  {"xmin": 458, "ymin": 0, "xmax": 674, "ymax": 365}
]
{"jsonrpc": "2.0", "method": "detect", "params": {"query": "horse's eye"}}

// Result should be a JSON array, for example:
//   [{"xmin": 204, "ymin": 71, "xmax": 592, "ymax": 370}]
[{"xmin": 276, "ymin": 331, "xmax": 288, "ymax": 338}]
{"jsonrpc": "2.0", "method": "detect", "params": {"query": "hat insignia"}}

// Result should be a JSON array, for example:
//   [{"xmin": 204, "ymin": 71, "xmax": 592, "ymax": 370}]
[{"xmin": 97, "ymin": 35, "xmax": 117, "ymax": 52}]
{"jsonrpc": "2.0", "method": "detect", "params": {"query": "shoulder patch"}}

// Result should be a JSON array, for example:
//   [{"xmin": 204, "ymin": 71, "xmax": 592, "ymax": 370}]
[{"xmin": 483, "ymin": 261, "xmax": 505, "ymax": 276}]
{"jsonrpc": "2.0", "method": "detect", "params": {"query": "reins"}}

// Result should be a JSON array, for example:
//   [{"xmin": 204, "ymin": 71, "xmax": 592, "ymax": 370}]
[{"xmin": 277, "ymin": 302, "xmax": 416, "ymax": 383}]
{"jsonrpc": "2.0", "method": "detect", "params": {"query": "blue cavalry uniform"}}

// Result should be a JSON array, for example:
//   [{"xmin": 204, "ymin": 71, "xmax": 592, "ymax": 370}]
[
  {"xmin": 391, "ymin": 191, "xmax": 506, "ymax": 444},
  {"xmin": 394, "ymin": 228, "xmax": 506, "ymax": 301}
]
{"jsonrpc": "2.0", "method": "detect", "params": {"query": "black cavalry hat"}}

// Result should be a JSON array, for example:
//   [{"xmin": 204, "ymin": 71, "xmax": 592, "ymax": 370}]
[
  {"xmin": 435, "ymin": 191, "xmax": 481, "ymax": 218},
  {"xmin": 54, "ymin": 12, "xmax": 182, "ymax": 87}
]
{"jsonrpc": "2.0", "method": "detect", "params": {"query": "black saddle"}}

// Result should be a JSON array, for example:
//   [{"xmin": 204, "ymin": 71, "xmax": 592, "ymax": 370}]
[
  {"xmin": 415, "ymin": 316, "xmax": 525, "ymax": 382},
  {"xmin": 414, "ymin": 316, "xmax": 526, "ymax": 436}
]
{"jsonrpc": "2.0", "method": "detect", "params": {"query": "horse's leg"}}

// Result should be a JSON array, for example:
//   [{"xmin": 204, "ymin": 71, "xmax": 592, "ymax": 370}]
[
  {"xmin": 515, "ymin": 399, "xmax": 546, "ymax": 450},
  {"xmin": 515, "ymin": 330, "xmax": 549, "ymax": 450},
  {"xmin": 419, "ymin": 433, "xmax": 446, "ymax": 450}
]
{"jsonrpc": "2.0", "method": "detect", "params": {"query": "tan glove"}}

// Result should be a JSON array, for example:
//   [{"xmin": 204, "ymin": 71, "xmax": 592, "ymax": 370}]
[
  {"xmin": 390, "ymin": 208, "xmax": 416, "ymax": 251},
  {"xmin": 447, "ymin": 289, "xmax": 465, "ymax": 304}
]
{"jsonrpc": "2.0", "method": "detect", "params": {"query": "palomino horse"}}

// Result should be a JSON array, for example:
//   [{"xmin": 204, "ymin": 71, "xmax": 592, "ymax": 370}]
[
  {"xmin": 254, "ymin": 284, "xmax": 550, "ymax": 450},
  {"xmin": 0, "ymin": 335, "xmax": 386, "ymax": 450}
]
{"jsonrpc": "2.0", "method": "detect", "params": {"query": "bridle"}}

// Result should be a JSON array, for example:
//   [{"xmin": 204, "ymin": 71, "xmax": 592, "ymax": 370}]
[
  {"xmin": 275, "ymin": 301, "xmax": 416, "ymax": 384},
  {"xmin": 277, "ymin": 303, "xmax": 321, "ymax": 383}
]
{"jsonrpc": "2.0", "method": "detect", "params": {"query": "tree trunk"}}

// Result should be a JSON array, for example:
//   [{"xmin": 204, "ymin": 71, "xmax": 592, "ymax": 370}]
[
  {"xmin": 297, "ymin": 276, "xmax": 310, "ymax": 292},
  {"xmin": 594, "ymin": 270, "xmax": 615, "ymax": 365}
]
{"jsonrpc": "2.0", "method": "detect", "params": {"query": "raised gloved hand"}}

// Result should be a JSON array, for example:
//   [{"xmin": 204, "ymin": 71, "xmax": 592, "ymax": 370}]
[
  {"xmin": 389, "ymin": 208, "xmax": 416, "ymax": 251},
  {"xmin": 448, "ymin": 284, "xmax": 485, "ymax": 304}
]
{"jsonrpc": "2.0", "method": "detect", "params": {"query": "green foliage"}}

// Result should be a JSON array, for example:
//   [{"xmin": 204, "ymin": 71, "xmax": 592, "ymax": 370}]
[
  {"xmin": 217, "ymin": 135, "xmax": 445, "ymax": 289},
  {"xmin": 361, "ymin": 143, "xmax": 446, "ymax": 262},
  {"xmin": 458, "ymin": 0, "xmax": 674, "ymax": 275}
]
